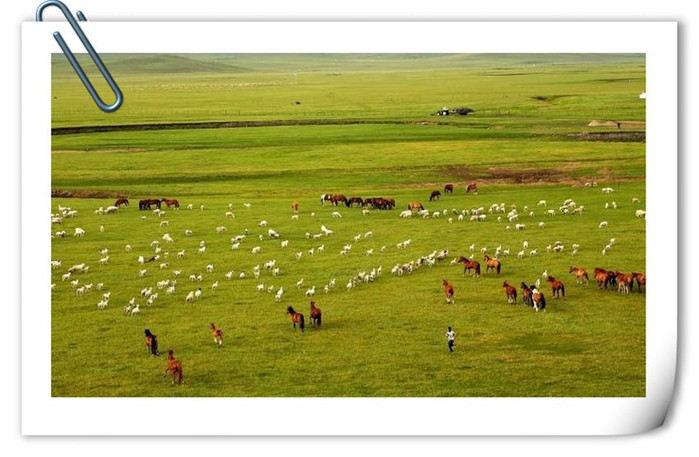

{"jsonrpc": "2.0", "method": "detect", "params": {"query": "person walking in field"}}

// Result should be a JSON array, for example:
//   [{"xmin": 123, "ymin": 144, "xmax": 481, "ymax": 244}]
[{"xmin": 446, "ymin": 326, "xmax": 455, "ymax": 353}]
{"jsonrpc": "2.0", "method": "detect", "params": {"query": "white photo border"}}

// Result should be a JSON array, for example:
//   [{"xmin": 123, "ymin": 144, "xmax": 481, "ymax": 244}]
[{"xmin": 21, "ymin": 21, "xmax": 677, "ymax": 436}]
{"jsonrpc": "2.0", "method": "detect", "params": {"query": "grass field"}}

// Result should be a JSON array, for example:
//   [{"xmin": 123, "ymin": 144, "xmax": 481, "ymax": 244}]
[{"xmin": 50, "ymin": 53, "xmax": 646, "ymax": 397}]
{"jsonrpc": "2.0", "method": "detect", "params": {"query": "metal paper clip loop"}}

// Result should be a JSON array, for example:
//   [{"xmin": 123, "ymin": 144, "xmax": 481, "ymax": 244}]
[{"xmin": 36, "ymin": 0, "xmax": 123, "ymax": 113}]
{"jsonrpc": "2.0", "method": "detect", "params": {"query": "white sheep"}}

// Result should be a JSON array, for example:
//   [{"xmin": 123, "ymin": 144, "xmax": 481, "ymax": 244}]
[
  {"xmin": 275, "ymin": 286, "xmax": 284, "ymax": 302},
  {"xmin": 225, "ymin": 271, "xmax": 234, "ymax": 280},
  {"xmin": 212, "ymin": 281, "xmax": 219, "ymax": 291},
  {"xmin": 251, "ymin": 246, "xmax": 261, "ymax": 254},
  {"xmin": 598, "ymin": 221, "xmax": 609, "ymax": 229},
  {"xmin": 305, "ymin": 286, "xmax": 316, "ymax": 297},
  {"xmin": 515, "ymin": 224, "xmax": 526, "ymax": 230},
  {"xmin": 332, "ymin": 211, "xmax": 342, "ymax": 218},
  {"xmin": 73, "ymin": 228, "xmax": 85, "ymax": 237},
  {"xmin": 258, "ymin": 220, "xmax": 268, "ymax": 227},
  {"xmin": 281, "ymin": 240, "xmax": 289, "ymax": 249}
]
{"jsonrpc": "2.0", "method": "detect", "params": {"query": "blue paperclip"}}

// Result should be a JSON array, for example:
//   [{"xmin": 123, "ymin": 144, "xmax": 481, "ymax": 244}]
[{"xmin": 35, "ymin": 0, "xmax": 123, "ymax": 113}]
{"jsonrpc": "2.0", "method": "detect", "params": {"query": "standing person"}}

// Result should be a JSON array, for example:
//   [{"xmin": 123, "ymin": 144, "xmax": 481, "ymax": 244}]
[{"xmin": 446, "ymin": 326, "xmax": 455, "ymax": 353}]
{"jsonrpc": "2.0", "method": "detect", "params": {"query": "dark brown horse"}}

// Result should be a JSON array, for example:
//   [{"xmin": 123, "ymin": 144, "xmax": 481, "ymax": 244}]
[
  {"xmin": 483, "ymin": 255, "xmax": 501, "ymax": 275},
  {"xmin": 466, "ymin": 182, "xmax": 478, "ymax": 193},
  {"xmin": 458, "ymin": 256, "xmax": 481, "ymax": 277},
  {"xmin": 164, "ymin": 349, "xmax": 183, "ymax": 385},
  {"xmin": 139, "ymin": 199, "xmax": 162, "ymax": 210},
  {"xmin": 521, "ymin": 282, "xmax": 533, "ymax": 306},
  {"xmin": 547, "ymin": 276, "xmax": 566, "ymax": 299},
  {"xmin": 569, "ymin": 266, "xmax": 589, "ymax": 285},
  {"xmin": 429, "ymin": 190, "xmax": 441, "ymax": 201},
  {"xmin": 444, "ymin": 184, "xmax": 454, "ymax": 194},
  {"xmin": 114, "ymin": 197, "xmax": 129, "ymax": 208},
  {"xmin": 144, "ymin": 329, "xmax": 158, "ymax": 356},
  {"xmin": 443, "ymin": 279, "xmax": 455, "ymax": 304},
  {"xmin": 347, "ymin": 197, "xmax": 364, "ymax": 208},
  {"xmin": 503, "ymin": 281, "xmax": 517, "ymax": 304},
  {"xmin": 309, "ymin": 301, "xmax": 322, "ymax": 327},
  {"xmin": 161, "ymin": 198, "xmax": 180, "ymax": 209},
  {"xmin": 286, "ymin": 306, "xmax": 305, "ymax": 332}
]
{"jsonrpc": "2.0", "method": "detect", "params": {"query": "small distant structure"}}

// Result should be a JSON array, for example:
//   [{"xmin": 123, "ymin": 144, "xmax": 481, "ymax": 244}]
[
  {"xmin": 639, "ymin": 92, "xmax": 646, "ymax": 99},
  {"xmin": 436, "ymin": 106, "xmax": 474, "ymax": 116}
]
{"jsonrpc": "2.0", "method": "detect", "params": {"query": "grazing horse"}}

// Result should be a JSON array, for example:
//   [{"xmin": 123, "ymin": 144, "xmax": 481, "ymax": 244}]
[
  {"xmin": 569, "ymin": 266, "xmax": 589, "ymax": 285},
  {"xmin": 458, "ymin": 256, "xmax": 481, "ymax": 277},
  {"xmin": 407, "ymin": 201, "xmax": 424, "ymax": 212},
  {"xmin": 347, "ymin": 197, "xmax": 364, "ymax": 208},
  {"xmin": 286, "ymin": 306, "xmax": 305, "ymax": 332},
  {"xmin": 210, "ymin": 323, "xmax": 224, "ymax": 348},
  {"xmin": 483, "ymin": 255, "xmax": 501, "ymax": 275},
  {"xmin": 320, "ymin": 194, "xmax": 333, "ymax": 206},
  {"xmin": 503, "ymin": 281, "xmax": 517, "ymax": 304},
  {"xmin": 139, "ymin": 199, "xmax": 162, "ymax": 210},
  {"xmin": 631, "ymin": 272, "xmax": 645, "ymax": 293},
  {"xmin": 331, "ymin": 194, "xmax": 348, "ymax": 207},
  {"xmin": 291, "ymin": 200, "xmax": 299, "ymax": 212},
  {"xmin": 520, "ymin": 282, "xmax": 533, "ymax": 306},
  {"xmin": 466, "ymin": 182, "xmax": 478, "ymax": 194},
  {"xmin": 444, "ymin": 184, "xmax": 454, "ymax": 194},
  {"xmin": 161, "ymin": 198, "xmax": 180, "ymax": 209},
  {"xmin": 615, "ymin": 271, "xmax": 634, "ymax": 293},
  {"xmin": 443, "ymin": 279, "xmax": 455, "ymax": 304},
  {"xmin": 429, "ymin": 190, "xmax": 441, "ymax": 201},
  {"xmin": 546, "ymin": 276, "xmax": 566, "ymax": 299},
  {"xmin": 309, "ymin": 301, "xmax": 322, "ymax": 327},
  {"xmin": 144, "ymin": 329, "xmax": 158, "ymax": 356},
  {"xmin": 164, "ymin": 349, "xmax": 183, "ymax": 386},
  {"xmin": 114, "ymin": 197, "xmax": 129, "ymax": 208}
]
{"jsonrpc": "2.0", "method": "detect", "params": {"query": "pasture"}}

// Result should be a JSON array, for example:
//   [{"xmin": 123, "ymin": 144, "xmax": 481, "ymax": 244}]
[{"xmin": 50, "ymin": 54, "xmax": 646, "ymax": 397}]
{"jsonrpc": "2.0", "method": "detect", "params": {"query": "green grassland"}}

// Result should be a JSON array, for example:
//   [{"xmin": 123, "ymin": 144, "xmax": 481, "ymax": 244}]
[{"xmin": 50, "ymin": 53, "xmax": 646, "ymax": 397}]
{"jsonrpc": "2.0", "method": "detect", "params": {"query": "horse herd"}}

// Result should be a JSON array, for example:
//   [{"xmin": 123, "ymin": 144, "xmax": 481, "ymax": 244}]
[{"xmin": 320, "ymin": 194, "xmax": 396, "ymax": 210}]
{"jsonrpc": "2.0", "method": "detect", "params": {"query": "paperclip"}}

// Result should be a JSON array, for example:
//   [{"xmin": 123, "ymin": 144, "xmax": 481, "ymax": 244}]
[{"xmin": 35, "ymin": 0, "xmax": 123, "ymax": 113}]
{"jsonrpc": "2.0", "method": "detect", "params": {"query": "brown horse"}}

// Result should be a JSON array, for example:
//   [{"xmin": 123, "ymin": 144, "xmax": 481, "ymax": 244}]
[
  {"xmin": 547, "ymin": 276, "xmax": 566, "ymax": 299},
  {"xmin": 466, "ymin": 182, "xmax": 478, "ymax": 194},
  {"xmin": 532, "ymin": 289, "xmax": 546, "ymax": 312},
  {"xmin": 144, "ymin": 329, "xmax": 158, "ymax": 356},
  {"xmin": 309, "ymin": 301, "xmax": 322, "ymax": 327},
  {"xmin": 114, "ymin": 197, "xmax": 129, "ymax": 208},
  {"xmin": 503, "ymin": 281, "xmax": 517, "ymax": 304},
  {"xmin": 331, "ymin": 194, "xmax": 348, "ymax": 206},
  {"xmin": 444, "ymin": 184, "xmax": 454, "ymax": 194},
  {"xmin": 458, "ymin": 256, "xmax": 481, "ymax": 277},
  {"xmin": 161, "ymin": 198, "xmax": 180, "ymax": 209},
  {"xmin": 443, "ymin": 279, "xmax": 455, "ymax": 304},
  {"xmin": 407, "ymin": 201, "xmax": 424, "ymax": 212},
  {"xmin": 594, "ymin": 268, "xmax": 614, "ymax": 289},
  {"xmin": 631, "ymin": 272, "xmax": 645, "ymax": 293},
  {"xmin": 286, "ymin": 306, "xmax": 305, "ymax": 332},
  {"xmin": 483, "ymin": 255, "xmax": 501, "ymax": 275},
  {"xmin": 569, "ymin": 266, "xmax": 589, "ymax": 285},
  {"xmin": 210, "ymin": 323, "xmax": 224, "ymax": 348},
  {"xmin": 347, "ymin": 197, "xmax": 364, "ymax": 208},
  {"xmin": 139, "ymin": 199, "xmax": 162, "ymax": 210},
  {"xmin": 164, "ymin": 349, "xmax": 183, "ymax": 386},
  {"xmin": 429, "ymin": 190, "xmax": 441, "ymax": 201},
  {"xmin": 291, "ymin": 201, "xmax": 299, "ymax": 212},
  {"xmin": 520, "ymin": 282, "xmax": 533, "ymax": 306},
  {"xmin": 616, "ymin": 273, "xmax": 632, "ymax": 294}
]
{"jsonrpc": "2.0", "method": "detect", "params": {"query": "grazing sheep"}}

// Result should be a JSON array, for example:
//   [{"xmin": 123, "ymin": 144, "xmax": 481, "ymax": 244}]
[
  {"xmin": 225, "ymin": 271, "xmax": 234, "ymax": 280},
  {"xmin": 515, "ymin": 224, "xmax": 526, "ymax": 230},
  {"xmin": 635, "ymin": 209, "xmax": 646, "ymax": 219},
  {"xmin": 198, "ymin": 246, "xmax": 206, "ymax": 255},
  {"xmin": 99, "ymin": 256, "xmax": 109, "ymax": 265},
  {"xmin": 268, "ymin": 229, "xmax": 280, "ymax": 239},
  {"xmin": 73, "ymin": 228, "xmax": 85, "ymax": 237},
  {"xmin": 251, "ymin": 246, "xmax": 261, "ymax": 254},
  {"xmin": 258, "ymin": 220, "xmax": 268, "ymax": 227},
  {"xmin": 185, "ymin": 291, "xmax": 195, "ymax": 303},
  {"xmin": 162, "ymin": 233, "xmax": 174, "ymax": 243},
  {"xmin": 332, "ymin": 211, "xmax": 343, "ymax": 218},
  {"xmin": 139, "ymin": 269, "xmax": 147, "ymax": 277},
  {"xmin": 216, "ymin": 226, "xmax": 227, "ymax": 235},
  {"xmin": 632, "ymin": 197, "xmax": 641, "ymax": 204},
  {"xmin": 538, "ymin": 221, "xmax": 545, "ymax": 229},
  {"xmin": 206, "ymin": 264, "xmax": 214, "ymax": 273},
  {"xmin": 281, "ymin": 240, "xmax": 289, "ymax": 248},
  {"xmin": 598, "ymin": 221, "xmax": 608, "ymax": 229},
  {"xmin": 225, "ymin": 211, "xmax": 235, "ymax": 218},
  {"xmin": 130, "ymin": 304, "xmax": 140, "ymax": 316}
]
